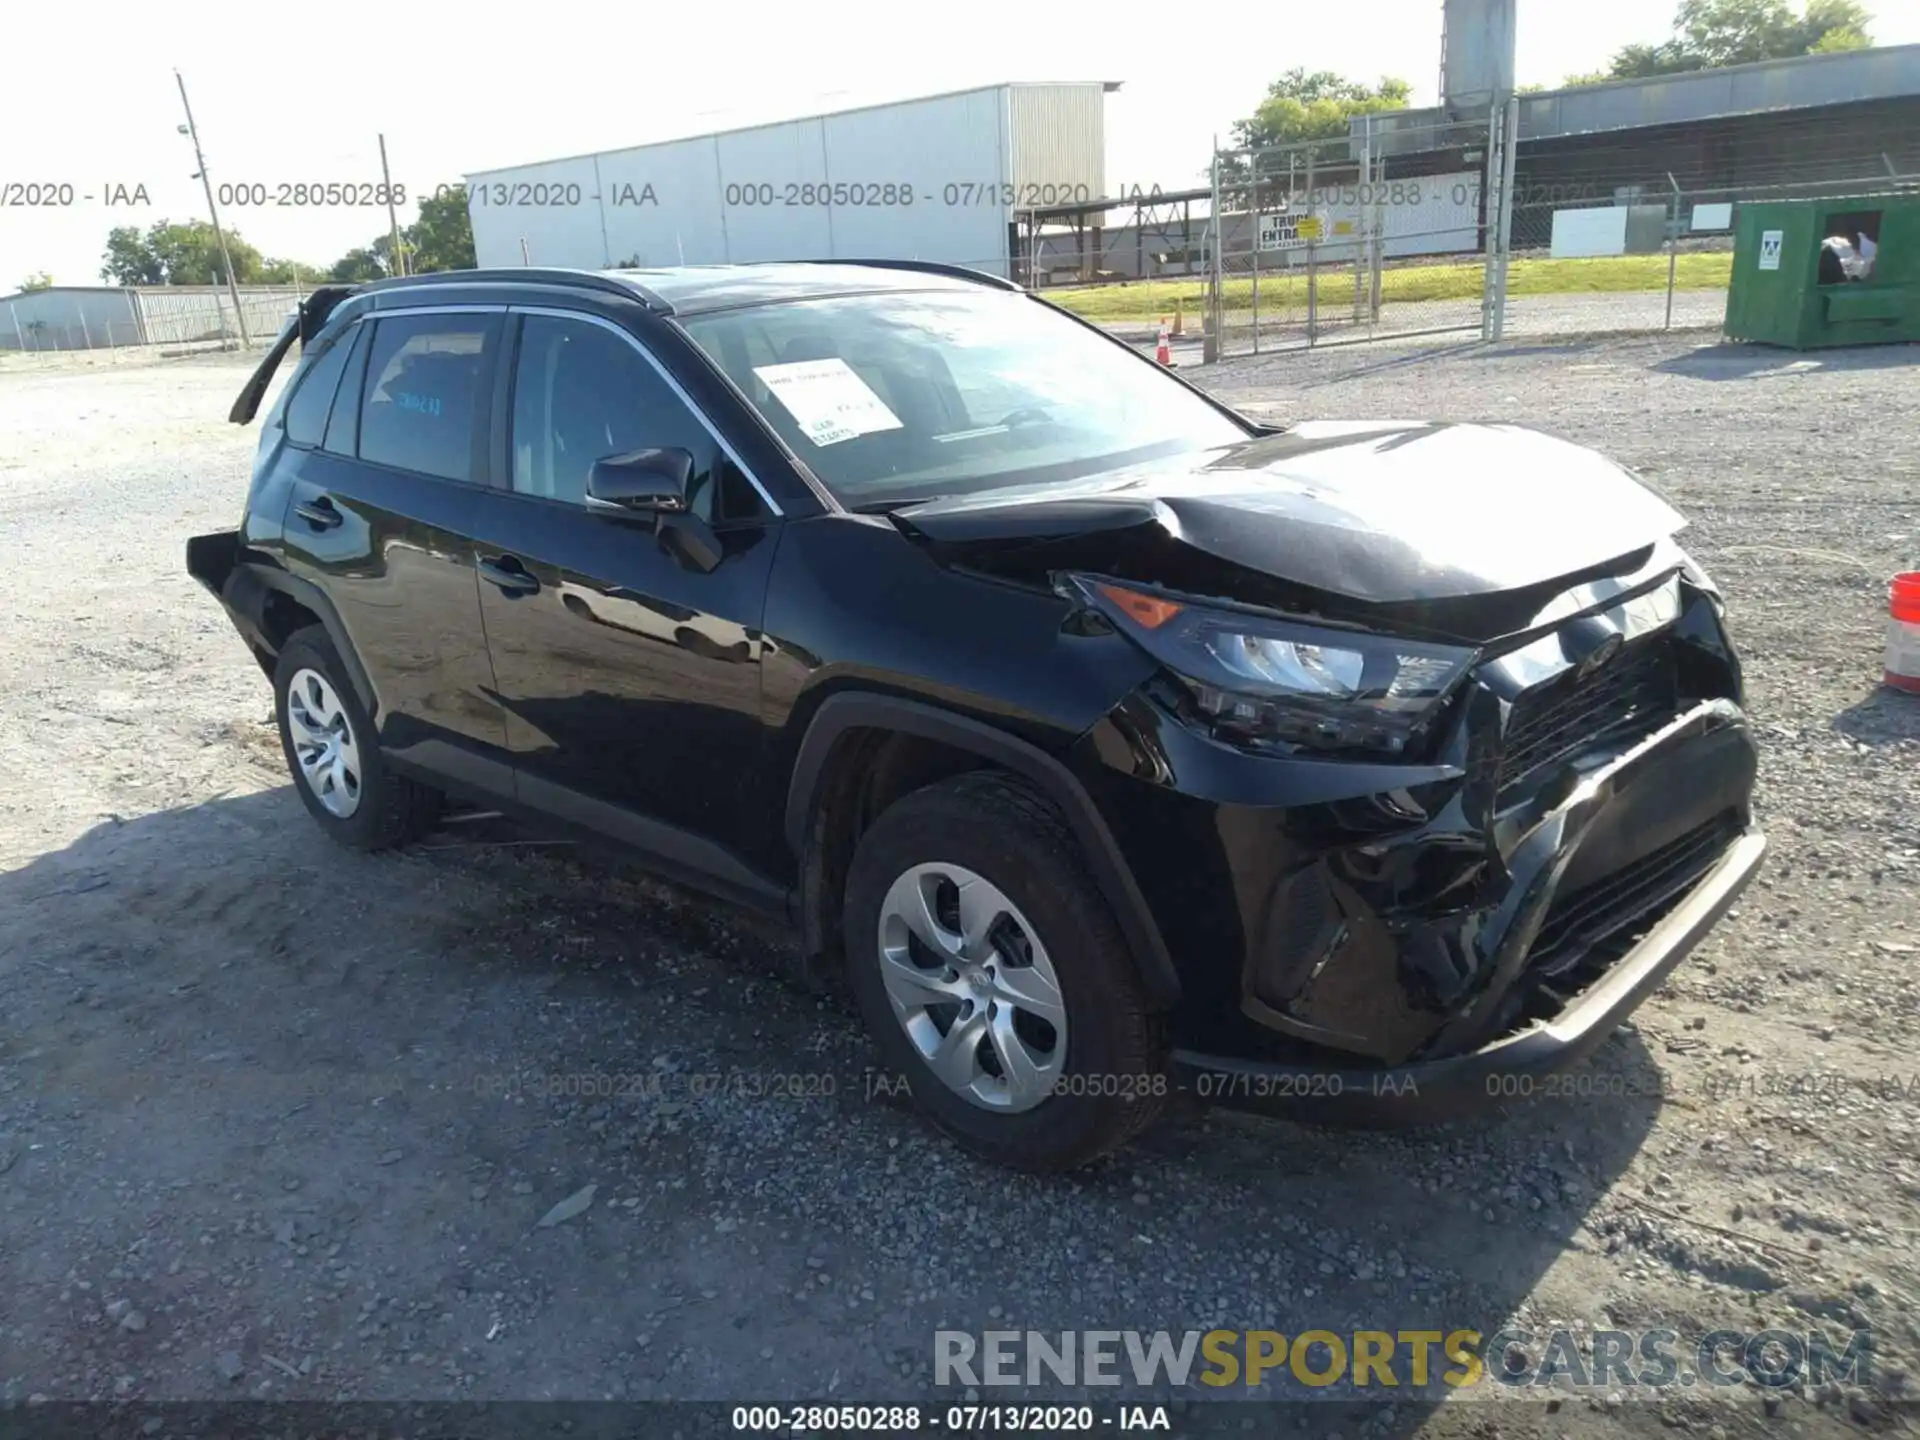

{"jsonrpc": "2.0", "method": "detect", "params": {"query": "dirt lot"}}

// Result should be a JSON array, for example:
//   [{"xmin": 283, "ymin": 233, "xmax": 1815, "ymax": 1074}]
[{"xmin": 2, "ymin": 333, "xmax": 1917, "ymax": 1437}]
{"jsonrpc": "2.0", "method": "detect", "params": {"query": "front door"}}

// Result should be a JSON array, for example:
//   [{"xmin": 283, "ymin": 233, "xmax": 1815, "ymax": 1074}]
[{"xmin": 469, "ymin": 309, "xmax": 782, "ymax": 882}]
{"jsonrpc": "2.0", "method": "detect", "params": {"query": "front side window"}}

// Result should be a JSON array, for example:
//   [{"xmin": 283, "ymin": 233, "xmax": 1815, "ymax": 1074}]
[
  {"xmin": 358, "ymin": 313, "xmax": 495, "ymax": 482},
  {"xmin": 508, "ymin": 314, "xmax": 755, "ymax": 522},
  {"xmin": 679, "ymin": 290, "xmax": 1251, "ymax": 508}
]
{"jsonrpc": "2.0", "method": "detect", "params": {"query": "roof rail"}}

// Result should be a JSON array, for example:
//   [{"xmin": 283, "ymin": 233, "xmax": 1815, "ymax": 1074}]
[
  {"xmin": 357, "ymin": 267, "xmax": 670, "ymax": 311},
  {"xmin": 766, "ymin": 258, "xmax": 1024, "ymax": 291}
]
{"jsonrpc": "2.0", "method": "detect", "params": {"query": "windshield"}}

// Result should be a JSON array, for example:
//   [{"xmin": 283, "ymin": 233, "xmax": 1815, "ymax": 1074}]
[{"xmin": 678, "ymin": 290, "xmax": 1252, "ymax": 508}]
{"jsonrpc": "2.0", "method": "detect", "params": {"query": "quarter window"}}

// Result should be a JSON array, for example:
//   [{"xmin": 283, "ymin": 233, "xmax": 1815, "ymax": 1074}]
[
  {"xmin": 282, "ymin": 326, "xmax": 355, "ymax": 448},
  {"xmin": 322, "ymin": 322, "xmax": 373, "ymax": 458},
  {"xmin": 357, "ymin": 313, "xmax": 496, "ymax": 483}
]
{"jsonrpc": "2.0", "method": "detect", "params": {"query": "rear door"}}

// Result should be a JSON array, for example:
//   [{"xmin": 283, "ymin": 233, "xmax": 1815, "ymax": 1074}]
[
  {"xmin": 278, "ymin": 306, "xmax": 514, "ymax": 800},
  {"xmin": 467, "ymin": 307, "xmax": 784, "ymax": 891}
]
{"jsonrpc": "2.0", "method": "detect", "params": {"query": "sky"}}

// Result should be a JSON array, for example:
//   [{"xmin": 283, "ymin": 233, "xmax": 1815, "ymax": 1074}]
[{"xmin": 4, "ymin": 0, "xmax": 1917, "ymax": 290}]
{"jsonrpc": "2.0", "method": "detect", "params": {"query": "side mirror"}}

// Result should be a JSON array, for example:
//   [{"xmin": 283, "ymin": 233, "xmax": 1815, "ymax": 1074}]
[{"xmin": 586, "ymin": 447, "xmax": 694, "ymax": 513}]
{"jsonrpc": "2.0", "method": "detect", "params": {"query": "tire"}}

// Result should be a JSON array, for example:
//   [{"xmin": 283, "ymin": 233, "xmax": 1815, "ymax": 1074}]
[
  {"xmin": 842, "ymin": 771, "xmax": 1169, "ymax": 1172},
  {"xmin": 272, "ymin": 625, "xmax": 441, "ymax": 851}
]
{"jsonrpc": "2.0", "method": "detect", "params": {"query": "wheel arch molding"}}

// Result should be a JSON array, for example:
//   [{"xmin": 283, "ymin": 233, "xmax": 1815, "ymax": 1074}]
[
  {"xmin": 226, "ymin": 565, "xmax": 380, "ymax": 720},
  {"xmin": 783, "ymin": 691, "xmax": 1182, "ymax": 1008}
]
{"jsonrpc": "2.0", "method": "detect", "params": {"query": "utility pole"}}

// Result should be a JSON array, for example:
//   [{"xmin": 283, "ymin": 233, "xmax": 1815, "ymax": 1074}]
[
  {"xmin": 379, "ymin": 134, "xmax": 407, "ymax": 277},
  {"xmin": 175, "ymin": 70, "xmax": 251, "ymax": 349}
]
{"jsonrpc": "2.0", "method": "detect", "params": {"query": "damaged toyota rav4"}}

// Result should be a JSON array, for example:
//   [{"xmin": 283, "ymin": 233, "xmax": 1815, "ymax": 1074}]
[{"xmin": 188, "ymin": 261, "xmax": 1764, "ymax": 1172}]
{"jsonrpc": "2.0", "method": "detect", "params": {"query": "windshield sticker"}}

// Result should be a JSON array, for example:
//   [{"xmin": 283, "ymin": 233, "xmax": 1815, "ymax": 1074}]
[{"xmin": 751, "ymin": 358, "xmax": 904, "ymax": 448}]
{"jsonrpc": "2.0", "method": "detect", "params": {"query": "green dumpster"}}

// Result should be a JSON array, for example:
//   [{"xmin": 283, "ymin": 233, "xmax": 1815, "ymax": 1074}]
[{"xmin": 1723, "ymin": 192, "xmax": 1919, "ymax": 349}]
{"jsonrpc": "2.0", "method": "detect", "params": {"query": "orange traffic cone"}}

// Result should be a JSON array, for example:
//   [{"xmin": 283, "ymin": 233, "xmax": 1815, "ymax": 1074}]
[{"xmin": 1155, "ymin": 319, "xmax": 1173, "ymax": 366}]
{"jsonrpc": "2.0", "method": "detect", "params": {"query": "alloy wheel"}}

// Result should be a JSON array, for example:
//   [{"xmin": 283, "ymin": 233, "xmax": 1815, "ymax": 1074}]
[
  {"xmin": 876, "ymin": 862, "xmax": 1067, "ymax": 1113},
  {"xmin": 285, "ymin": 668, "xmax": 363, "ymax": 819}
]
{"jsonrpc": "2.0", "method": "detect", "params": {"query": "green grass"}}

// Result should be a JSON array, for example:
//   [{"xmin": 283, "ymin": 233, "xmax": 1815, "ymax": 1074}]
[{"xmin": 1046, "ymin": 252, "xmax": 1735, "ymax": 324}]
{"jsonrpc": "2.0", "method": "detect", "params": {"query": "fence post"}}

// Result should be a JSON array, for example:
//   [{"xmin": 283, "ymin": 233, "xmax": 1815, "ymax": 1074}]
[
  {"xmin": 1305, "ymin": 150, "xmax": 1318, "ymax": 346},
  {"xmin": 1665, "ymin": 173, "xmax": 1682, "ymax": 331},
  {"xmin": 1497, "ymin": 94, "xmax": 1519, "ymax": 340},
  {"xmin": 1481, "ymin": 102, "xmax": 1502, "ymax": 341},
  {"xmin": 1204, "ymin": 143, "xmax": 1222, "ymax": 364},
  {"xmin": 1354, "ymin": 117, "xmax": 1370, "ymax": 327},
  {"xmin": 1250, "ymin": 150, "xmax": 1262, "ymax": 356},
  {"xmin": 1364, "ymin": 116, "xmax": 1382, "ymax": 324},
  {"xmin": 1484, "ymin": 95, "xmax": 1519, "ymax": 342}
]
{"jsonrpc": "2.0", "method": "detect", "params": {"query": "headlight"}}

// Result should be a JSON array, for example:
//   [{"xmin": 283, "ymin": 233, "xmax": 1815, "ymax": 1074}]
[{"xmin": 1067, "ymin": 576, "xmax": 1478, "ymax": 757}]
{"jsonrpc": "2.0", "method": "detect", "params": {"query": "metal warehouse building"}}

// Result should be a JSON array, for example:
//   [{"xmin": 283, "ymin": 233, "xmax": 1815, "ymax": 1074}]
[
  {"xmin": 461, "ymin": 82, "xmax": 1114, "ymax": 278},
  {"xmin": 1370, "ymin": 38, "xmax": 1920, "ymax": 242}
]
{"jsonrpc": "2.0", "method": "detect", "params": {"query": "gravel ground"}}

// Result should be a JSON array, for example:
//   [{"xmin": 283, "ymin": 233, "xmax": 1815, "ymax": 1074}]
[{"xmin": 2, "ymin": 333, "xmax": 1918, "ymax": 1437}]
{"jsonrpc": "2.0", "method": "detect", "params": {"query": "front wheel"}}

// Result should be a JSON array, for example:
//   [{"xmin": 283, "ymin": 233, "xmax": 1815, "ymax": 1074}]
[{"xmin": 842, "ymin": 772, "xmax": 1169, "ymax": 1171}]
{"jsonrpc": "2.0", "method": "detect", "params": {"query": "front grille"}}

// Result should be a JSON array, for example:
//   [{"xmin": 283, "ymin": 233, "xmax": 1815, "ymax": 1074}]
[
  {"xmin": 1497, "ymin": 638, "xmax": 1678, "ymax": 796},
  {"xmin": 1528, "ymin": 817, "xmax": 1743, "ymax": 998}
]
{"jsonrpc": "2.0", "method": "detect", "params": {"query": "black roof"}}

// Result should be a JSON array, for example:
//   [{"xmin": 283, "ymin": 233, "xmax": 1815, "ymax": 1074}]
[{"xmin": 355, "ymin": 260, "xmax": 1019, "ymax": 317}]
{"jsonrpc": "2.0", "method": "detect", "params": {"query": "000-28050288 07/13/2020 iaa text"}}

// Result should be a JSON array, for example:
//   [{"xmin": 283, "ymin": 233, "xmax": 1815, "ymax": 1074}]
[{"xmin": 435, "ymin": 179, "xmax": 1105, "ymax": 210}]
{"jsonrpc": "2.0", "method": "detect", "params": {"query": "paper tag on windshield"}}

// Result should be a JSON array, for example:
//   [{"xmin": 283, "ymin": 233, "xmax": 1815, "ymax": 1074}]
[{"xmin": 752, "ymin": 358, "xmax": 903, "ymax": 447}]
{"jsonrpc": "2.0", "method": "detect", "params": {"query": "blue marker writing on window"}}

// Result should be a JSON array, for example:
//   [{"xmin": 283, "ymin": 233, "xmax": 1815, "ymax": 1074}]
[{"xmin": 393, "ymin": 390, "xmax": 442, "ymax": 418}]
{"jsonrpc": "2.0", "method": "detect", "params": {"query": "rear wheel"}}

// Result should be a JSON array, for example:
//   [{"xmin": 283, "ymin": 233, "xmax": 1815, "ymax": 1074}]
[
  {"xmin": 272, "ymin": 626, "xmax": 441, "ymax": 850},
  {"xmin": 842, "ymin": 771, "xmax": 1169, "ymax": 1171}
]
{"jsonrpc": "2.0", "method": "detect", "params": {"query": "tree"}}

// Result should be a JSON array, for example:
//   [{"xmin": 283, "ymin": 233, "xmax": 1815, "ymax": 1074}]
[
  {"xmin": 1564, "ymin": 0, "xmax": 1873, "ymax": 84},
  {"xmin": 1678, "ymin": 0, "xmax": 1872, "ymax": 64},
  {"xmin": 99, "ymin": 220, "xmax": 272, "ymax": 286},
  {"xmin": 324, "ymin": 186, "xmax": 475, "ymax": 282},
  {"xmin": 328, "ymin": 246, "xmax": 389, "ymax": 283},
  {"xmin": 256, "ymin": 257, "xmax": 313, "ymax": 284},
  {"xmin": 19, "ymin": 272, "xmax": 53, "ymax": 292},
  {"xmin": 1219, "ymin": 70, "xmax": 1413, "ymax": 207},
  {"xmin": 1231, "ymin": 70, "xmax": 1413, "ymax": 157},
  {"xmin": 101, "ymin": 226, "xmax": 165, "ymax": 285},
  {"xmin": 405, "ymin": 187, "xmax": 476, "ymax": 273}
]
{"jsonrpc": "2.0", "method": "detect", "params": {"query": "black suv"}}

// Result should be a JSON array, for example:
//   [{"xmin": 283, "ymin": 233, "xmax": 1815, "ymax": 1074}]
[{"xmin": 189, "ymin": 262, "xmax": 1764, "ymax": 1171}]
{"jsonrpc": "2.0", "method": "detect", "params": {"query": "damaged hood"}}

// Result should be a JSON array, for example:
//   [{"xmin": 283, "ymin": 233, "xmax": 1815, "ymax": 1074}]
[{"xmin": 889, "ymin": 421, "xmax": 1686, "ymax": 608}]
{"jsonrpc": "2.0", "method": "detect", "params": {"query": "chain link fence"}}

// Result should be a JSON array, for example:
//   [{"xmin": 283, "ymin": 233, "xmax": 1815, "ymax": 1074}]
[
  {"xmin": 0, "ymin": 285, "xmax": 306, "ymax": 354},
  {"xmin": 1195, "ymin": 98, "xmax": 1920, "ymax": 356},
  {"xmin": 1205, "ymin": 112, "xmax": 1507, "ymax": 358},
  {"xmin": 1495, "ymin": 108, "xmax": 1918, "ymax": 340}
]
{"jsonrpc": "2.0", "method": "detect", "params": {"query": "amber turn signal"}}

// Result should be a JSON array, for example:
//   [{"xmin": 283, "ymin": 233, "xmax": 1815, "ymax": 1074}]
[{"xmin": 1097, "ymin": 583, "xmax": 1186, "ymax": 630}]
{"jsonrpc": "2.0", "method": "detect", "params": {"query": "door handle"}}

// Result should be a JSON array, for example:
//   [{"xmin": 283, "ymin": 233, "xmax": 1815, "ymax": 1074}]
[
  {"xmin": 294, "ymin": 498, "xmax": 342, "ymax": 530},
  {"xmin": 478, "ymin": 556, "xmax": 540, "ymax": 595}
]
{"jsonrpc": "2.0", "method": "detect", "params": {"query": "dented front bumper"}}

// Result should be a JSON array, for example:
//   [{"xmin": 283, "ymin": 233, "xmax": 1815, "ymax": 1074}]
[
  {"xmin": 1070, "ymin": 573, "xmax": 1763, "ymax": 1122},
  {"xmin": 1172, "ymin": 711, "xmax": 1765, "ymax": 1125}
]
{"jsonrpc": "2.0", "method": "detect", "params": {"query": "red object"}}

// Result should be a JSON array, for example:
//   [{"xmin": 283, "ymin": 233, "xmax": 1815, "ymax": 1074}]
[
  {"xmin": 1894, "ymin": 573, "xmax": 1920, "ymax": 625},
  {"xmin": 1155, "ymin": 321, "xmax": 1172, "ymax": 366},
  {"xmin": 1887, "ymin": 572, "xmax": 1920, "ymax": 692}
]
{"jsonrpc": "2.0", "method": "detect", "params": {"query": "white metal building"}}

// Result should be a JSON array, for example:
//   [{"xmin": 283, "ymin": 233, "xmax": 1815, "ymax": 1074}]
[{"xmin": 462, "ymin": 82, "xmax": 1115, "ymax": 278}]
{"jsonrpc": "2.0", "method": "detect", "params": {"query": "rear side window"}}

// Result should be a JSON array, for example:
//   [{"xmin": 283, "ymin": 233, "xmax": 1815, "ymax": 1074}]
[
  {"xmin": 358, "ymin": 313, "xmax": 497, "ymax": 482},
  {"xmin": 282, "ymin": 327, "xmax": 355, "ymax": 448}
]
